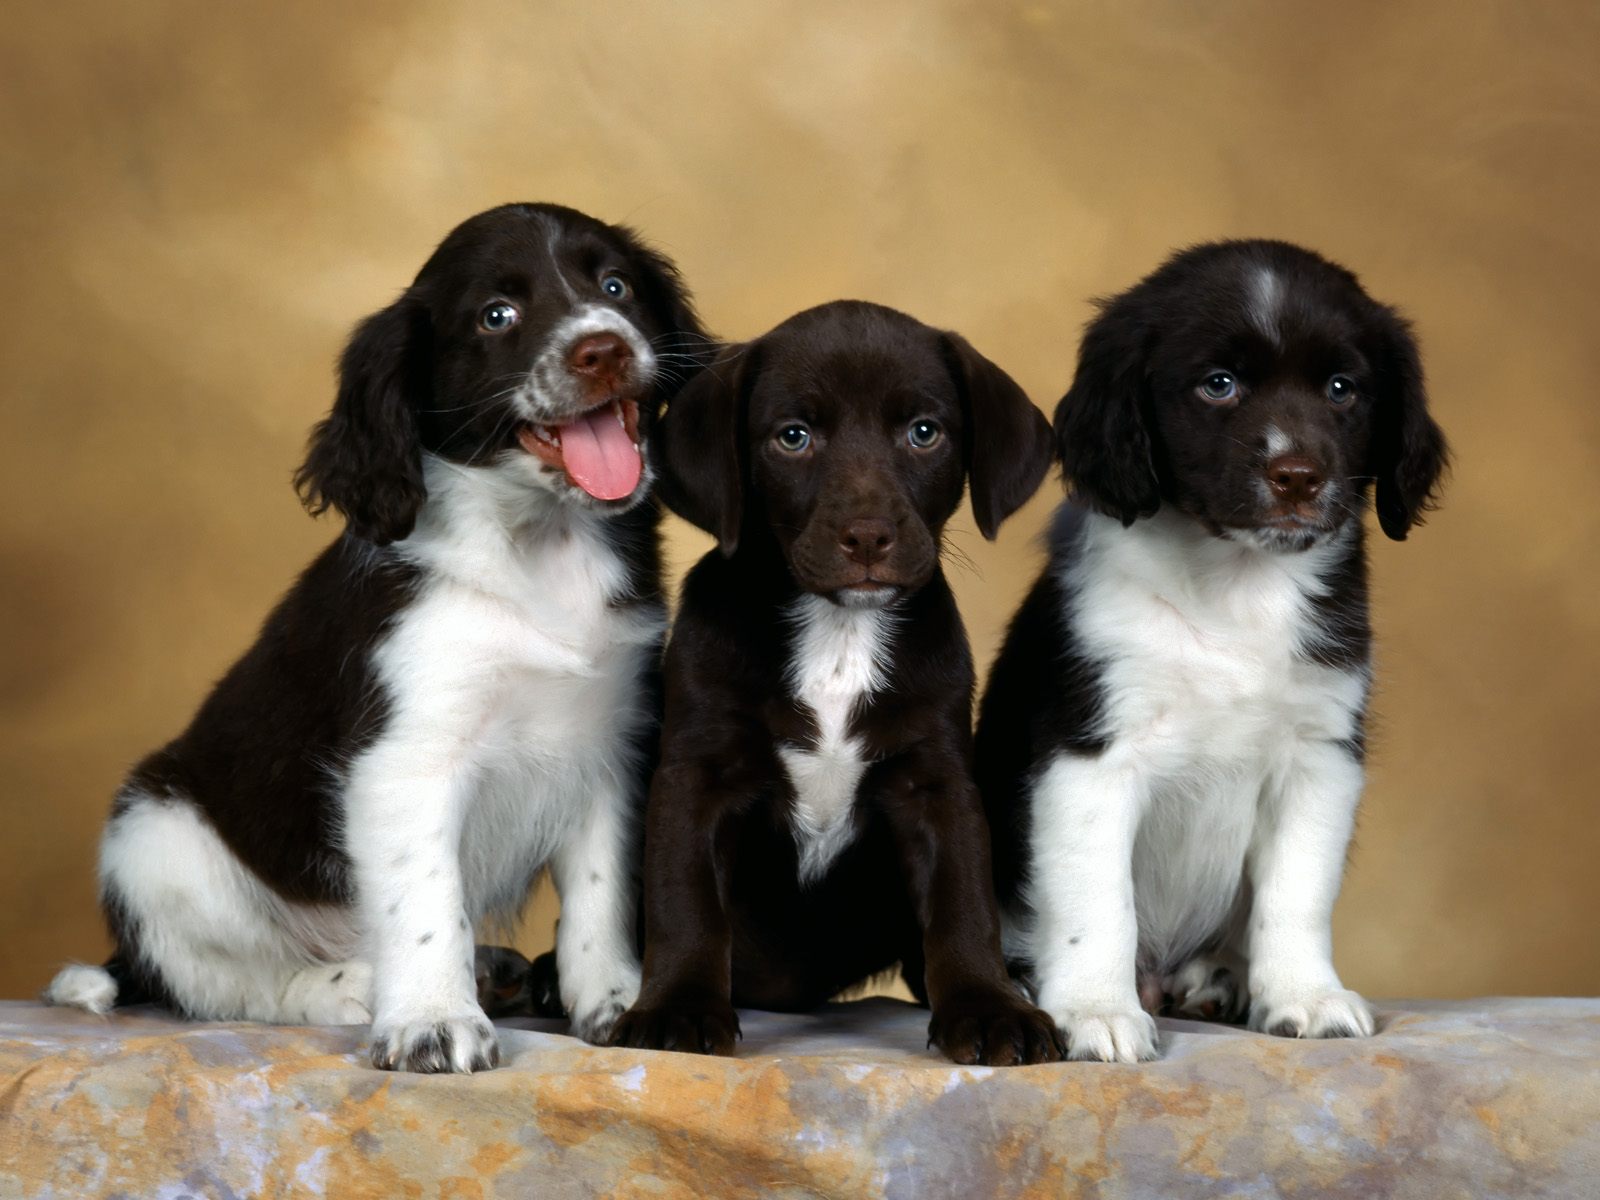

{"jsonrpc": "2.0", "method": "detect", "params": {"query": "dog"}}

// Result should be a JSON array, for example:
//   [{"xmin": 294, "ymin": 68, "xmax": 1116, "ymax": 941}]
[
  {"xmin": 975, "ymin": 240, "xmax": 1447, "ymax": 1063},
  {"xmin": 606, "ymin": 300, "xmax": 1065, "ymax": 1065},
  {"xmin": 44, "ymin": 203, "xmax": 709, "ymax": 1073}
]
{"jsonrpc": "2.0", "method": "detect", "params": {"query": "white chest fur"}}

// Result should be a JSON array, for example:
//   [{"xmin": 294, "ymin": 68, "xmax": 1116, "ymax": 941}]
[
  {"xmin": 1067, "ymin": 509, "xmax": 1367, "ymax": 769},
  {"xmin": 1062, "ymin": 510, "xmax": 1369, "ymax": 964},
  {"xmin": 365, "ymin": 460, "xmax": 663, "ymax": 920},
  {"xmin": 778, "ymin": 595, "xmax": 894, "ymax": 885}
]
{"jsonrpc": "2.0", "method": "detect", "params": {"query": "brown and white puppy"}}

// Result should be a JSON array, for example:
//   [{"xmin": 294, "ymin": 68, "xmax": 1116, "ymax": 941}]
[
  {"xmin": 977, "ymin": 240, "xmax": 1447, "ymax": 1062},
  {"xmin": 45, "ymin": 203, "xmax": 710, "ymax": 1073},
  {"xmin": 610, "ymin": 300, "xmax": 1063, "ymax": 1065}
]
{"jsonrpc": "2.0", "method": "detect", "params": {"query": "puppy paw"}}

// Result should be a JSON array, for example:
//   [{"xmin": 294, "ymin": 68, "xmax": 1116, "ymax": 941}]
[
  {"xmin": 1250, "ymin": 985, "xmax": 1374, "ymax": 1040},
  {"xmin": 474, "ymin": 945, "xmax": 535, "ymax": 1018},
  {"xmin": 1164, "ymin": 955, "xmax": 1247, "ymax": 1023},
  {"xmin": 283, "ymin": 961, "xmax": 373, "ymax": 1025},
  {"xmin": 1051, "ymin": 1005, "xmax": 1160, "ymax": 1063},
  {"xmin": 562, "ymin": 960, "xmax": 642, "ymax": 1045},
  {"xmin": 928, "ymin": 991, "xmax": 1065, "ymax": 1066},
  {"xmin": 608, "ymin": 995, "xmax": 740, "ymax": 1056},
  {"xmin": 370, "ymin": 1010, "xmax": 499, "ymax": 1073}
]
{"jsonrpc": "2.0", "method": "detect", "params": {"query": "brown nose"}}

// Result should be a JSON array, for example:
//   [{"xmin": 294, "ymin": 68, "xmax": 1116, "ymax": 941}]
[
  {"xmin": 840, "ymin": 518, "xmax": 896, "ymax": 567},
  {"xmin": 1265, "ymin": 455, "xmax": 1326, "ymax": 505},
  {"xmin": 567, "ymin": 333, "xmax": 632, "ymax": 380}
]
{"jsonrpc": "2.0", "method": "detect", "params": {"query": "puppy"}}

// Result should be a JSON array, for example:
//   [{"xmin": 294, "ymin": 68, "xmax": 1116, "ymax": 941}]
[
  {"xmin": 45, "ymin": 203, "xmax": 709, "ymax": 1072},
  {"xmin": 609, "ymin": 300, "xmax": 1064, "ymax": 1065},
  {"xmin": 976, "ymin": 241, "xmax": 1447, "ymax": 1062}
]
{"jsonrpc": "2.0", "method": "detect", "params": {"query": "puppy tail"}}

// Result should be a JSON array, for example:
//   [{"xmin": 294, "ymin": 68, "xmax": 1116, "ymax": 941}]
[{"xmin": 43, "ymin": 957, "xmax": 134, "ymax": 1015}]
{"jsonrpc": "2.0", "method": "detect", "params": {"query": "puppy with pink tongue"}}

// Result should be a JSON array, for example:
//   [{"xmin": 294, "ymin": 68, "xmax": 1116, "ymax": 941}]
[{"xmin": 519, "ymin": 395, "xmax": 644, "ymax": 502}]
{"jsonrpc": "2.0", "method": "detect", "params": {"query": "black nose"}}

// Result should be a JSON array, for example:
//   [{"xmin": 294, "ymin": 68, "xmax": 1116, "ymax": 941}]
[
  {"xmin": 567, "ymin": 333, "xmax": 632, "ymax": 380},
  {"xmin": 1265, "ymin": 455, "xmax": 1326, "ymax": 505},
  {"xmin": 839, "ymin": 518, "xmax": 896, "ymax": 567}
]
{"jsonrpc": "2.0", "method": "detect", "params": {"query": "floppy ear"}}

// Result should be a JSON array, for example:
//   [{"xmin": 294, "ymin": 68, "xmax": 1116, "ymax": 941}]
[
  {"xmin": 652, "ymin": 343, "xmax": 759, "ymax": 555},
  {"xmin": 1370, "ymin": 308, "xmax": 1448, "ymax": 541},
  {"xmin": 1053, "ymin": 300, "xmax": 1161, "ymax": 525},
  {"xmin": 294, "ymin": 297, "xmax": 429, "ymax": 546},
  {"xmin": 941, "ymin": 333, "xmax": 1053, "ymax": 540},
  {"xmin": 622, "ymin": 233, "xmax": 711, "ymax": 363}
]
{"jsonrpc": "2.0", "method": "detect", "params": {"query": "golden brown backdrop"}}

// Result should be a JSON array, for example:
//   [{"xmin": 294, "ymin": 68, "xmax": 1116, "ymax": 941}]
[{"xmin": 3, "ymin": 1, "xmax": 1598, "ymax": 1002}]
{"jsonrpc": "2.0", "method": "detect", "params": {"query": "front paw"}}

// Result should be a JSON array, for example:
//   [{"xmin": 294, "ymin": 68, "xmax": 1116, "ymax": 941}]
[
  {"xmin": 370, "ymin": 1010, "xmax": 500, "ymax": 1073},
  {"xmin": 928, "ymin": 991, "xmax": 1065, "ymax": 1066},
  {"xmin": 562, "ymin": 961, "xmax": 642, "ymax": 1046},
  {"xmin": 609, "ymin": 994, "xmax": 741, "ymax": 1056},
  {"xmin": 1250, "ymin": 985, "xmax": 1374, "ymax": 1040},
  {"xmin": 1050, "ymin": 1004, "xmax": 1160, "ymax": 1063}
]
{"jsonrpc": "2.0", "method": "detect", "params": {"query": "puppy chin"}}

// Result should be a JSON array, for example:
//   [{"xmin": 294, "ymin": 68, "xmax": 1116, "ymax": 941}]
[
  {"xmin": 1222, "ymin": 516, "xmax": 1344, "ymax": 555},
  {"xmin": 831, "ymin": 584, "xmax": 901, "ymax": 609}
]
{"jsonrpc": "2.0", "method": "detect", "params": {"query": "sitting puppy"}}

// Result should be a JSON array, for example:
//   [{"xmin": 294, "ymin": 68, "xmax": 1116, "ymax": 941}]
[
  {"xmin": 976, "ymin": 241, "xmax": 1447, "ymax": 1062},
  {"xmin": 45, "ymin": 203, "xmax": 708, "ymax": 1072},
  {"xmin": 610, "ymin": 300, "xmax": 1064, "ymax": 1065}
]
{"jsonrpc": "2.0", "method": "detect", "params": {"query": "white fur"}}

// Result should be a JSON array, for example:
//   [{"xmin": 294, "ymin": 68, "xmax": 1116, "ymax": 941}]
[
  {"xmin": 1249, "ymin": 267, "xmax": 1283, "ymax": 345},
  {"xmin": 778, "ymin": 594, "xmax": 894, "ymax": 884},
  {"xmin": 1017, "ymin": 508, "xmax": 1373, "ymax": 1060},
  {"xmin": 42, "ymin": 963, "xmax": 118, "ymax": 1015},
  {"xmin": 54, "ymin": 451, "xmax": 659, "ymax": 1066},
  {"xmin": 348, "ymin": 456, "xmax": 661, "ymax": 1057}
]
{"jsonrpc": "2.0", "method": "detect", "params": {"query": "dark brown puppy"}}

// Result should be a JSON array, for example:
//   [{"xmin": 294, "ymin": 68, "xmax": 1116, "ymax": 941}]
[{"xmin": 610, "ymin": 301, "xmax": 1062, "ymax": 1065}]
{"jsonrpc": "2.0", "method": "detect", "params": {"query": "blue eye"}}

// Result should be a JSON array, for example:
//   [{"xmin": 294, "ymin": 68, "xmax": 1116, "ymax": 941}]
[
  {"xmin": 600, "ymin": 273, "xmax": 630, "ymax": 300},
  {"xmin": 1327, "ymin": 374, "xmax": 1357, "ymax": 406},
  {"xmin": 479, "ymin": 301, "xmax": 519, "ymax": 333},
  {"xmin": 775, "ymin": 424, "xmax": 811, "ymax": 453},
  {"xmin": 1198, "ymin": 371, "xmax": 1238, "ymax": 404},
  {"xmin": 907, "ymin": 419, "xmax": 942, "ymax": 449}
]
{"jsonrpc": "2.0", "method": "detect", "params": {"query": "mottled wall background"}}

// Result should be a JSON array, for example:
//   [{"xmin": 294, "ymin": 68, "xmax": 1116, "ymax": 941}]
[{"xmin": 3, "ymin": 1, "xmax": 1597, "ymax": 1002}]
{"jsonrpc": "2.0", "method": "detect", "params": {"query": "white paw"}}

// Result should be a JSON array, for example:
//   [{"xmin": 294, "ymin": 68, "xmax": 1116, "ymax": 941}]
[
  {"xmin": 44, "ymin": 964, "xmax": 118, "ymax": 1015},
  {"xmin": 1165, "ymin": 955, "xmax": 1247, "ymax": 1022},
  {"xmin": 564, "ymin": 961, "xmax": 642, "ymax": 1045},
  {"xmin": 370, "ymin": 1009, "xmax": 499, "ymax": 1073},
  {"xmin": 1051, "ymin": 1005, "xmax": 1160, "ymax": 1063},
  {"xmin": 1250, "ymin": 985, "xmax": 1374, "ymax": 1040},
  {"xmin": 283, "ymin": 961, "xmax": 373, "ymax": 1025}
]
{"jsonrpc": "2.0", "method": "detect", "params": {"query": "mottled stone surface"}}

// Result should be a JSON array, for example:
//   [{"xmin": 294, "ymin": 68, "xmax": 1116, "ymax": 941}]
[{"xmin": 2, "ymin": 997, "xmax": 1596, "ymax": 1198}]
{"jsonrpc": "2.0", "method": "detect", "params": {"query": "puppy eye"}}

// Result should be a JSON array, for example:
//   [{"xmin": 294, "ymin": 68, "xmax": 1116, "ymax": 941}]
[
  {"xmin": 1197, "ymin": 372, "xmax": 1238, "ymax": 404},
  {"xmin": 479, "ymin": 302, "xmax": 520, "ymax": 333},
  {"xmin": 774, "ymin": 424, "xmax": 812, "ymax": 453},
  {"xmin": 1327, "ymin": 374, "xmax": 1357, "ymax": 407},
  {"xmin": 600, "ymin": 273, "xmax": 631, "ymax": 301},
  {"xmin": 907, "ymin": 419, "xmax": 943, "ymax": 449}
]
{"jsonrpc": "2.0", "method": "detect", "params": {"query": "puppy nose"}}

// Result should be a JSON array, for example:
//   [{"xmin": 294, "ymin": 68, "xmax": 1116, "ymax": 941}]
[
  {"xmin": 567, "ymin": 333, "xmax": 632, "ymax": 380},
  {"xmin": 1265, "ymin": 455, "xmax": 1326, "ymax": 504},
  {"xmin": 839, "ymin": 518, "xmax": 896, "ymax": 567}
]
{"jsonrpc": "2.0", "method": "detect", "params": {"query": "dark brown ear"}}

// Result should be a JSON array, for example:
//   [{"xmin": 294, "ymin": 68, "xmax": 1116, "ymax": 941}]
[
  {"xmin": 1370, "ymin": 307, "xmax": 1448, "ymax": 541},
  {"xmin": 1054, "ymin": 296, "xmax": 1161, "ymax": 526},
  {"xmin": 294, "ymin": 296, "xmax": 429, "ymax": 545},
  {"xmin": 941, "ymin": 332, "xmax": 1053, "ymax": 540},
  {"xmin": 652, "ymin": 343, "xmax": 759, "ymax": 555}
]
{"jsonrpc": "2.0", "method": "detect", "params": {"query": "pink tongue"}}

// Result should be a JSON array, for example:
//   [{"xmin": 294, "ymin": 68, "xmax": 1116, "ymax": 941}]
[{"xmin": 558, "ymin": 405, "xmax": 642, "ymax": 500}]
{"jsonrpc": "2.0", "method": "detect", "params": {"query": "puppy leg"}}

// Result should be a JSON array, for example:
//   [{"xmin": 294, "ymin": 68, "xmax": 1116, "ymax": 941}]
[
  {"xmin": 279, "ymin": 960, "xmax": 373, "ymax": 1025},
  {"xmin": 82, "ymin": 790, "xmax": 347, "ymax": 1022},
  {"xmin": 1028, "ymin": 753, "xmax": 1158, "ymax": 1063},
  {"xmin": 609, "ymin": 761, "xmax": 741, "ymax": 1056},
  {"xmin": 549, "ymin": 780, "xmax": 642, "ymax": 1044},
  {"xmin": 882, "ymin": 754, "xmax": 1064, "ymax": 1067},
  {"xmin": 345, "ymin": 753, "xmax": 496, "ymax": 1074},
  {"xmin": 1245, "ymin": 743, "xmax": 1373, "ymax": 1039}
]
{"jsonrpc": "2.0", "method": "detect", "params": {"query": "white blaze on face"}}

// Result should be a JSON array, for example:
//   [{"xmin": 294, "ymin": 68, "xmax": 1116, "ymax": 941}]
[{"xmin": 1249, "ymin": 267, "xmax": 1284, "ymax": 347}]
